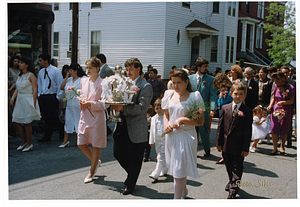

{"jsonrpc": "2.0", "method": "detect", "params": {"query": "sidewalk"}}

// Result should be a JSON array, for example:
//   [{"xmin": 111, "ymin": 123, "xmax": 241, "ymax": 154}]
[{"xmin": 8, "ymin": 118, "xmax": 297, "ymax": 201}]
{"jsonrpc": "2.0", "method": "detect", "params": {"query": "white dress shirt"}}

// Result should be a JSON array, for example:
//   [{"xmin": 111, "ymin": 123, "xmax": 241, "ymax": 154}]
[
  {"xmin": 232, "ymin": 101, "xmax": 242, "ymax": 112},
  {"xmin": 37, "ymin": 64, "xmax": 64, "ymax": 100}
]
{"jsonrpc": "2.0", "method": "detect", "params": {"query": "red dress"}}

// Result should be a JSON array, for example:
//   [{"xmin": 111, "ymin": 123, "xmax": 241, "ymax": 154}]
[{"xmin": 270, "ymin": 84, "xmax": 295, "ymax": 134}]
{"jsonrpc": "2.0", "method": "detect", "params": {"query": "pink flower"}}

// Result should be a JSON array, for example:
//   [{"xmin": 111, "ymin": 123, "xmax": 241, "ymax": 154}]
[
  {"xmin": 284, "ymin": 92, "xmax": 288, "ymax": 97},
  {"xmin": 224, "ymin": 90, "xmax": 228, "ymax": 93},
  {"xmin": 198, "ymin": 109, "xmax": 204, "ymax": 115},
  {"xmin": 220, "ymin": 92, "xmax": 223, "ymax": 97},
  {"xmin": 238, "ymin": 110, "xmax": 244, "ymax": 117},
  {"xmin": 264, "ymin": 82, "xmax": 268, "ymax": 85},
  {"xmin": 133, "ymin": 86, "xmax": 139, "ymax": 92},
  {"xmin": 203, "ymin": 81, "xmax": 206, "ymax": 84},
  {"xmin": 235, "ymin": 79, "xmax": 240, "ymax": 83},
  {"xmin": 248, "ymin": 86, "xmax": 252, "ymax": 90},
  {"xmin": 70, "ymin": 86, "xmax": 75, "ymax": 89},
  {"xmin": 67, "ymin": 86, "xmax": 70, "ymax": 91}
]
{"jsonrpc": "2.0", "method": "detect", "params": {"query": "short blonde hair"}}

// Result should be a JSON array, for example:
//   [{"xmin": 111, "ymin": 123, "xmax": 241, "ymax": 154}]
[
  {"xmin": 231, "ymin": 82, "xmax": 247, "ymax": 94},
  {"xmin": 85, "ymin": 56, "xmax": 101, "ymax": 68}
]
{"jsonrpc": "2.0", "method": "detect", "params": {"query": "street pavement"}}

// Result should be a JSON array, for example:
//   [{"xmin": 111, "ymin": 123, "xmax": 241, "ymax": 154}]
[{"xmin": 6, "ymin": 118, "xmax": 298, "ymax": 203}]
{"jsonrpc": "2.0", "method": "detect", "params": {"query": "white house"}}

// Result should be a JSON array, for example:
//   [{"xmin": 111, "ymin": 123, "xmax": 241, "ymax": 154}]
[{"xmin": 52, "ymin": 2, "xmax": 238, "ymax": 79}]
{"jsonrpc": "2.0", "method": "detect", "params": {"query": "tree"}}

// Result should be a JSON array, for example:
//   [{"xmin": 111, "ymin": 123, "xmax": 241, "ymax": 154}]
[{"xmin": 264, "ymin": 2, "xmax": 295, "ymax": 66}]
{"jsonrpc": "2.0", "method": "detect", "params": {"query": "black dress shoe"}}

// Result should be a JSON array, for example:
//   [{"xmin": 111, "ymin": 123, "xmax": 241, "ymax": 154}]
[
  {"xmin": 227, "ymin": 193, "xmax": 236, "ymax": 199},
  {"xmin": 122, "ymin": 187, "xmax": 133, "ymax": 195},
  {"xmin": 38, "ymin": 137, "xmax": 51, "ymax": 142},
  {"xmin": 204, "ymin": 150, "xmax": 210, "ymax": 157},
  {"xmin": 143, "ymin": 157, "xmax": 149, "ymax": 162},
  {"xmin": 225, "ymin": 183, "xmax": 230, "ymax": 191},
  {"xmin": 216, "ymin": 160, "xmax": 225, "ymax": 164}
]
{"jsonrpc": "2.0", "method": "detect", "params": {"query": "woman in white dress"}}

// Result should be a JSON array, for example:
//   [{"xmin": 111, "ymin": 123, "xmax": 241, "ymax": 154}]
[
  {"xmin": 59, "ymin": 63, "xmax": 86, "ymax": 147},
  {"xmin": 10, "ymin": 57, "xmax": 41, "ymax": 152},
  {"xmin": 162, "ymin": 69, "xmax": 205, "ymax": 199}
]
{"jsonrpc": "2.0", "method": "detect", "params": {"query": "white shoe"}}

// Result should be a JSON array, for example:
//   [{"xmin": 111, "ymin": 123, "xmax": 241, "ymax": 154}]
[
  {"xmin": 84, "ymin": 174, "xmax": 95, "ymax": 183},
  {"xmin": 59, "ymin": 141, "xmax": 70, "ymax": 148},
  {"xmin": 17, "ymin": 142, "xmax": 27, "ymax": 151},
  {"xmin": 22, "ymin": 144, "xmax": 33, "ymax": 152},
  {"xmin": 258, "ymin": 139, "xmax": 262, "ymax": 144},
  {"xmin": 250, "ymin": 147, "xmax": 255, "ymax": 153}
]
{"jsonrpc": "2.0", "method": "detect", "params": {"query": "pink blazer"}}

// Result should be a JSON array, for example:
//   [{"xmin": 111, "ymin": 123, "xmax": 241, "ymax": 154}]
[{"xmin": 77, "ymin": 76, "xmax": 107, "ymax": 148}]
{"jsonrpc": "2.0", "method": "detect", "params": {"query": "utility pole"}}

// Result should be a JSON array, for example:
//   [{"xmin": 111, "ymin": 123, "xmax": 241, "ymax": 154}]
[{"xmin": 71, "ymin": 2, "xmax": 79, "ymax": 63}]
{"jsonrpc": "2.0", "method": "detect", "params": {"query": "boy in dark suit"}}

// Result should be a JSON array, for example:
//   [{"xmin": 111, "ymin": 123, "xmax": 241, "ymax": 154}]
[{"xmin": 216, "ymin": 82, "xmax": 253, "ymax": 199}]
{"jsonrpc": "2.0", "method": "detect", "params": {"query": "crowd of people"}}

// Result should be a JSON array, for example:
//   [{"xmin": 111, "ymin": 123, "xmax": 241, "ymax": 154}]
[{"xmin": 8, "ymin": 52, "xmax": 296, "ymax": 199}]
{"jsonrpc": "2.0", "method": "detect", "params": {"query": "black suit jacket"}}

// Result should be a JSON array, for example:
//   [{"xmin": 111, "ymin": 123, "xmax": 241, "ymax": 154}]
[
  {"xmin": 258, "ymin": 77, "xmax": 273, "ymax": 106},
  {"xmin": 244, "ymin": 78, "xmax": 258, "ymax": 110},
  {"xmin": 216, "ymin": 102, "xmax": 253, "ymax": 154}
]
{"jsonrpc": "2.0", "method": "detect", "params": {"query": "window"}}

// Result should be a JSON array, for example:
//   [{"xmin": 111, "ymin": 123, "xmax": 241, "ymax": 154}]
[
  {"xmin": 256, "ymin": 26, "xmax": 263, "ymax": 49},
  {"xmin": 226, "ymin": 36, "xmax": 230, "ymax": 63},
  {"xmin": 91, "ymin": 2, "xmax": 101, "ymax": 8},
  {"xmin": 246, "ymin": 2, "xmax": 250, "ymax": 14},
  {"xmin": 53, "ymin": 32, "xmax": 59, "ymax": 57},
  {"xmin": 210, "ymin": 35, "xmax": 218, "ymax": 62},
  {"xmin": 213, "ymin": 2, "xmax": 219, "ymax": 13},
  {"xmin": 69, "ymin": 3, "xmax": 72, "ymax": 10},
  {"xmin": 54, "ymin": 3, "xmax": 59, "ymax": 11},
  {"xmin": 228, "ymin": 2, "xmax": 232, "ymax": 15},
  {"xmin": 182, "ymin": 2, "xmax": 190, "ymax": 9},
  {"xmin": 257, "ymin": 2, "xmax": 264, "ymax": 19},
  {"xmin": 239, "ymin": 2, "xmax": 242, "ymax": 11},
  {"xmin": 230, "ymin": 37, "xmax": 234, "ymax": 63},
  {"xmin": 91, "ymin": 31, "xmax": 100, "ymax": 57},
  {"xmin": 69, "ymin": 32, "xmax": 72, "ymax": 51},
  {"xmin": 177, "ymin": 29, "xmax": 181, "ymax": 46},
  {"xmin": 232, "ymin": 2, "xmax": 236, "ymax": 17}
]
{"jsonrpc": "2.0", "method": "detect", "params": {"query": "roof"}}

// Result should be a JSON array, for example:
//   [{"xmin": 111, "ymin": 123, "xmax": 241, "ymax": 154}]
[{"xmin": 186, "ymin": 20, "xmax": 219, "ymax": 32}]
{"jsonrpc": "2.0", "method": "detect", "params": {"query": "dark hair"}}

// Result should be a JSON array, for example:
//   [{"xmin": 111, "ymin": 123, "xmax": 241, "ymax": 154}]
[
  {"xmin": 69, "ymin": 63, "xmax": 86, "ymax": 77},
  {"xmin": 271, "ymin": 71, "xmax": 289, "ymax": 88},
  {"xmin": 147, "ymin": 105, "xmax": 154, "ymax": 115},
  {"xmin": 172, "ymin": 65, "xmax": 177, "ymax": 70},
  {"xmin": 150, "ymin": 68, "xmax": 158, "ymax": 74},
  {"xmin": 61, "ymin": 64, "xmax": 70, "ymax": 78},
  {"xmin": 50, "ymin": 58, "xmax": 57, "ymax": 66},
  {"xmin": 260, "ymin": 66, "xmax": 269, "ymax": 74},
  {"xmin": 214, "ymin": 67, "xmax": 222, "ymax": 74},
  {"xmin": 269, "ymin": 65, "xmax": 277, "ymax": 74},
  {"xmin": 9, "ymin": 55, "xmax": 20, "ymax": 68},
  {"xmin": 124, "ymin": 58, "xmax": 143, "ymax": 75},
  {"xmin": 96, "ymin": 54, "xmax": 106, "ymax": 64},
  {"xmin": 19, "ymin": 56, "xmax": 36, "ymax": 77},
  {"xmin": 147, "ymin": 64, "xmax": 153, "ymax": 69},
  {"xmin": 38, "ymin": 54, "xmax": 51, "ymax": 63},
  {"xmin": 213, "ymin": 73, "xmax": 232, "ymax": 91},
  {"xmin": 170, "ymin": 69, "xmax": 193, "ymax": 92},
  {"xmin": 194, "ymin": 57, "xmax": 209, "ymax": 69}
]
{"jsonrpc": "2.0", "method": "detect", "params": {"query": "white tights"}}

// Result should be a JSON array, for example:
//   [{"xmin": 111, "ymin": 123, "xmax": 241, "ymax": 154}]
[{"xmin": 174, "ymin": 177, "xmax": 188, "ymax": 199}]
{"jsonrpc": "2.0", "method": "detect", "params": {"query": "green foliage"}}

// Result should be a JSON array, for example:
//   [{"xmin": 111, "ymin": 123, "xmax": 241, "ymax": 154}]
[
  {"xmin": 264, "ymin": 2, "xmax": 295, "ymax": 66},
  {"xmin": 239, "ymin": 59, "xmax": 244, "ymax": 68}
]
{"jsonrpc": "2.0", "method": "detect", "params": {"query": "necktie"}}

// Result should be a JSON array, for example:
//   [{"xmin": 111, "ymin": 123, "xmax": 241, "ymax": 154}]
[
  {"xmin": 44, "ymin": 69, "xmax": 51, "ymax": 89},
  {"xmin": 232, "ymin": 104, "xmax": 237, "ymax": 117},
  {"xmin": 198, "ymin": 77, "xmax": 201, "ymax": 85}
]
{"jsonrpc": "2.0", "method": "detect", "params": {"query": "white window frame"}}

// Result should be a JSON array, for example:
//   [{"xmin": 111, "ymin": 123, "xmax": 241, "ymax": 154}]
[
  {"xmin": 53, "ymin": 32, "xmax": 59, "ymax": 57},
  {"xmin": 91, "ymin": 2, "xmax": 101, "ymax": 9},
  {"xmin": 226, "ymin": 36, "xmax": 230, "ymax": 63},
  {"xmin": 53, "ymin": 3, "xmax": 59, "ymax": 11},
  {"xmin": 256, "ymin": 24, "xmax": 264, "ymax": 49},
  {"xmin": 90, "ymin": 31, "xmax": 101, "ymax": 57},
  {"xmin": 230, "ymin": 37, "xmax": 234, "ymax": 63},
  {"xmin": 212, "ymin": 2, "xmax": 220, "ymax": 14},
  {"xmin": 257, "ymin": 2, "xmax": 264, "ymax": 19}
]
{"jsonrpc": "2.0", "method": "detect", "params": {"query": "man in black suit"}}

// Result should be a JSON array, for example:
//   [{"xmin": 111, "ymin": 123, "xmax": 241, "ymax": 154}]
[
  {"xmin": 242, "ymin": 67, "xmax": 258, "ymax": 110},
  {"xmin": 216, "ymin": 82, "xmax": 253, "ymax": 199}
]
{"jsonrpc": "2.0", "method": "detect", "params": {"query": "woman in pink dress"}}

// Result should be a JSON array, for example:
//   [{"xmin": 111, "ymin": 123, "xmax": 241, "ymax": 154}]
[
  {"xmin": 267, "ymin": 72, "xmax": 295, "ymax": 155},
  {"xmin": 77, "ymin": 57, "xmax": 108, "ymax": 183}
]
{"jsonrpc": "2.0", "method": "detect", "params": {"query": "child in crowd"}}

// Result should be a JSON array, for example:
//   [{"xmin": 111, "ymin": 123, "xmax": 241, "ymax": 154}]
[
  {"xmin": 216, "ymin": 82, "xmax": 252, "ymax": 199},
  {"xmin": 144, "ymin": 105, "xmax": 154, "ymax": 162},
  {"xmin": 250, "ymin": 105, "xmax": 267, "ymax": 152},
  {"xmin": 149, "ymin": 98, "xmax": 168, "ymax": 180},
  {"xmin": 261, "ymin": 107, "xmax": 271, "ymax": 144}
]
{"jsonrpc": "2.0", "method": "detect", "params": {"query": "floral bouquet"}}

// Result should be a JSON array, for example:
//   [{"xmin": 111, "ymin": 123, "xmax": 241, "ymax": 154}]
[
  {"xmin": 161, "ymin": 98, "xmax": 206, "ymax": 138},
  {"xmin": 63, "ymin": 86, "xmax": 95, "ymax": 118},
  {"xmin": 273, "ymin": 109, "xmax": 286, "ymax": 120}
]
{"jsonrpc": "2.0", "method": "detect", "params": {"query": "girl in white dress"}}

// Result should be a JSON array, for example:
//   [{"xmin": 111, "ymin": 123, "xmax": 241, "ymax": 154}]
[
  {"xmin": 10, "ymin": 57, "xmax": 41, "ymax": 152},
  {"xmin": 250, "ymin": 105, "xmax": 267, "ymax": 152},
  {"xmin": 59, "ymin": 63, "xmax": 86, "ymax": 147},
  {"xmin": 261, "ymin": 108, "xmax": 271, "ymax": 143},
  {"xmin": 162, "ymin": 69, "xmax": 205, "ymax": 199}
]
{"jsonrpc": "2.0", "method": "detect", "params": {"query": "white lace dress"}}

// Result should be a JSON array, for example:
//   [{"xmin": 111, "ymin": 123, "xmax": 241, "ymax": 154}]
[
  {"xmin": 162, "ymin": 90, "xmax": 205, "ymax": 179},
  {"xmin": 12, "ymin": 73, "xmax": 41, "ymax": 124}
]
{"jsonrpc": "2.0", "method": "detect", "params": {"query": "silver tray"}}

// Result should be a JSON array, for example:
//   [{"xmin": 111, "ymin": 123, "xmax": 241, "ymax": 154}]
[{"xmin": 105, "ymin": 101, "xmax": 134, "ymax": 105}]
